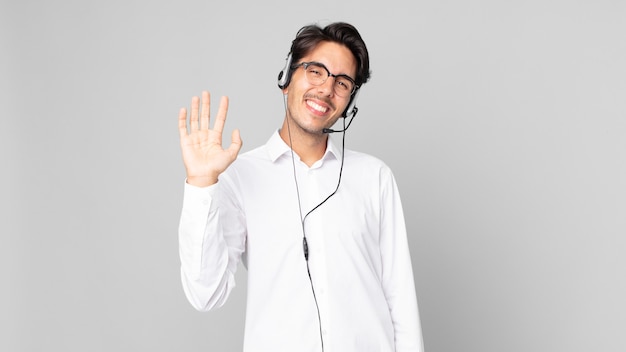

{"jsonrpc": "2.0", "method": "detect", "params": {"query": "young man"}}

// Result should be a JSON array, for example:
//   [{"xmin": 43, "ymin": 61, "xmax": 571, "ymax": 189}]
[{"xmin": 178, "ymin": 22, "xmax": 423, "ymax": 352}]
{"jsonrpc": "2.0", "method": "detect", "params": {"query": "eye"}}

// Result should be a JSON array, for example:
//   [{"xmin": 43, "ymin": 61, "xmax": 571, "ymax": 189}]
[
  {"xmin": 307, "ymin": 67, "xmax": 324, "ymax": 77},
  {"xmin": 335, "ymin": 78, "xmax": 352, "ymax": 92},
  {"xmin": 311, "ymin": 70, "xmax": 323, "ymax": 78}
]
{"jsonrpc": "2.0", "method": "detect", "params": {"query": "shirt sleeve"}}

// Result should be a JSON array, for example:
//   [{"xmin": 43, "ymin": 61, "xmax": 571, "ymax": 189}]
[
  {"xmin": 178, "ymin": 179, "xmax": 246, "ymax": 311},
  {"xmin": 379, "ymin": 169, "xmax": 425, "ymax": 352}
]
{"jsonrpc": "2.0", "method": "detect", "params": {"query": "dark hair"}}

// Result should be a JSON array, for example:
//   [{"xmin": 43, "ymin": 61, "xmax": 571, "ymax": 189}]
[{"xmin": 288, "ymin": 22, "xmax": 371, "ymax": 87}]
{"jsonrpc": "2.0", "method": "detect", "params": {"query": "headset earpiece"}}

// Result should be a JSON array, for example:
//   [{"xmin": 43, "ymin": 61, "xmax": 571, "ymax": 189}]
[
  {"xmin": 277, "ymin": 53, "xmax": 293, "ymax": 89},
  {"xmin": 342, "ymin": 89, "xmax": 360, "ymax": 118}
]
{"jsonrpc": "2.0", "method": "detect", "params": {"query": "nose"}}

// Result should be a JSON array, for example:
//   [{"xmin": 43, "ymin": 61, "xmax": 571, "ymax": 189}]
[{"xmin": 316, "ymin": 76, "xmax": 335, "ymax": 97}]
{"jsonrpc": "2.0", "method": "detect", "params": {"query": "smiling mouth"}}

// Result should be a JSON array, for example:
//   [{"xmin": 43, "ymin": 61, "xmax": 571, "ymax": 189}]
[{"xmin": 306, "ymin": 100, "xmax": 329, "ymax": 113}]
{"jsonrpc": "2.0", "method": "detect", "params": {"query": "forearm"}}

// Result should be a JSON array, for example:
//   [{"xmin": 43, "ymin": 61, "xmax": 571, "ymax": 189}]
[
  {"xmin": 178, "ymin": 181, "xmax": 245, "ymax": 311},
  {"xmin": 387, "ymin": 251, "xmax": 423, "ymax": 352}
]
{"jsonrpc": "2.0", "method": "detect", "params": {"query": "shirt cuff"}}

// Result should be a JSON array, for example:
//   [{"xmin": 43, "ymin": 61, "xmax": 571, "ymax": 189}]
[{"xmin": 182, "ymin": 179, "xmax": 219, "ymax": 208}]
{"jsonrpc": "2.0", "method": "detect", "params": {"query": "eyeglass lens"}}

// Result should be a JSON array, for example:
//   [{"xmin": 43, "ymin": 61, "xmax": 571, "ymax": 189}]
[{"xmin": 303, "ymin": 63, "xmax": 355, "ymax": 97}]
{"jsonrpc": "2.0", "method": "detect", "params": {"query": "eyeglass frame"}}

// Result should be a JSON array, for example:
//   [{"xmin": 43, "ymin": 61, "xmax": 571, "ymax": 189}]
[{"xmin": 291, "ymin": 61, "xmax": 359, "ymax": 97}]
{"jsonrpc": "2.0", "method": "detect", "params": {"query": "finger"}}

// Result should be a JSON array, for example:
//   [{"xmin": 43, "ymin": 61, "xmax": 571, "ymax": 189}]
[
  {"xmin": 227, "ymin": 129, "xmax": 243, "ymax": 157},
  {"xmin": 178, "ymin": 107, "xmax": 188, "ymax": 138},
  {"xmin": 200, "ymin": 91, "xmax": 210, "ymax": 130},
  {"xmin": 190, "ymin": 95, "xmax": 200, "ymax": 131},
  {"xmin": 212, "ymin": 96, "xmax": 229, "ymax": 134}
]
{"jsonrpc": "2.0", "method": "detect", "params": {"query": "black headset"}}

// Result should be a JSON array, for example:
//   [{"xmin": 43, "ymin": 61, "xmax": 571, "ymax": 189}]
[{"xmin": 277, "ymin": 52, "xmax": 360, "ymax": 119}]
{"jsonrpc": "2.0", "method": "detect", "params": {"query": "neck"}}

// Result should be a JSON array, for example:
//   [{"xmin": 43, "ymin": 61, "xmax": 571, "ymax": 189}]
[{"xmin": 279, "ymin": 118, "xmax": 328, "ymax": 167}]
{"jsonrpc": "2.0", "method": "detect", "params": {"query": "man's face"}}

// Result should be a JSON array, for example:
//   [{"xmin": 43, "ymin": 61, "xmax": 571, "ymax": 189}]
[{"xmin": 284, "ymin": 41, "xmax": 357, "ymax": 135}]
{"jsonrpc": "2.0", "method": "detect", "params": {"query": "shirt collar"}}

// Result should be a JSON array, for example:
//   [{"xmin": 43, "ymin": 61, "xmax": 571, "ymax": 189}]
[{"xmin": 266, "ymin": 129, "xmax": 341, "ymax": 164}]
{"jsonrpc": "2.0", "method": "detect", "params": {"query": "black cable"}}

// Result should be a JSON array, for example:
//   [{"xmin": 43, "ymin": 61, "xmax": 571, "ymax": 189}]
[{"xmin": 283, "ymin": 95, "xmax": 348, "ymax": 352}]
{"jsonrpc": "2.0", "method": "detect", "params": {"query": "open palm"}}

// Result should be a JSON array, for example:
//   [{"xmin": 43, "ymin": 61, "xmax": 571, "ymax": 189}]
[{"xmin": 178, "ymin": 91, "xmax": 242, "ymax": 187}]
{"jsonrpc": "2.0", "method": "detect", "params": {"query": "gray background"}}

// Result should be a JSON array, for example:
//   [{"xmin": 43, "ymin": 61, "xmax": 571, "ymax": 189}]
[{"xmin": 2, "ymin": 0, "xmax": 625, "ymax": 351}]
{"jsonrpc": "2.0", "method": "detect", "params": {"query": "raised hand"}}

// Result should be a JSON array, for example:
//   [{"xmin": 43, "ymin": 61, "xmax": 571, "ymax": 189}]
[{"xmin": 178, "ymin": 91, "xmax": 243, "ymax": 187}]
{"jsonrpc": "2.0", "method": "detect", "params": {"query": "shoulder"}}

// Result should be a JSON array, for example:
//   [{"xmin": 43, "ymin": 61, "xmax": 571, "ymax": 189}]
[
  {"xmin": 344, "ymin": 149, "xmax": 391, "ymax": 171},
  {"xmin": 223, "ymin": 144, "xmax": 281, "ymax": 181},
  {"xmin": 342, "ymin": 149, "xmax": 397, "ymax": 183}
]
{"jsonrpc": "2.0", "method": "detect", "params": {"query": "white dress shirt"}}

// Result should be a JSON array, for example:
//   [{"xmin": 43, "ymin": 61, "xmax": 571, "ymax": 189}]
[{"xmin": 179, "ymin": 130, "xmax": 423, "ymax": 352}]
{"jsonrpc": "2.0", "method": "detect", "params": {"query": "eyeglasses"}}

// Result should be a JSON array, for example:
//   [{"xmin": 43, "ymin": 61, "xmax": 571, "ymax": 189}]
[{"xmin": 294, "ymin": 62, "xmax": 357, "ymax": 97}]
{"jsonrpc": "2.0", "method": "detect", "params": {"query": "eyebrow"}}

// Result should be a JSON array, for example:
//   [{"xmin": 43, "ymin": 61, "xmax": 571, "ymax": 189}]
[{"xmin": 306, "ymin": 61, "xmax": 356, "ymax": 82}]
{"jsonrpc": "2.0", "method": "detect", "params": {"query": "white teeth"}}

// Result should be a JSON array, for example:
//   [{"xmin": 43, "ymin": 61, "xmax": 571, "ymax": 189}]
[{"xmin": 307, "ymin": 100, "xmax": 328, "ymax": 113}]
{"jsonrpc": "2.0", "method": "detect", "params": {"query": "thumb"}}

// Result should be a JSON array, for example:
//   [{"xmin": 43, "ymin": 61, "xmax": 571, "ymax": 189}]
[{"xmin": 227, "ymin": 129, "xmax": 243, "ymax": 156}]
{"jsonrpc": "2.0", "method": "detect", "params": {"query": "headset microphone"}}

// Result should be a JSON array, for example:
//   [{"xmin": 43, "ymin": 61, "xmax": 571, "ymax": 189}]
[
  {"xmin": 323, "ymin": 105, "xmax": 358, "ymax": 133},
  {"xmin": 323, "ymin": 88, "xmax": 360, "ymax": 133}
]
